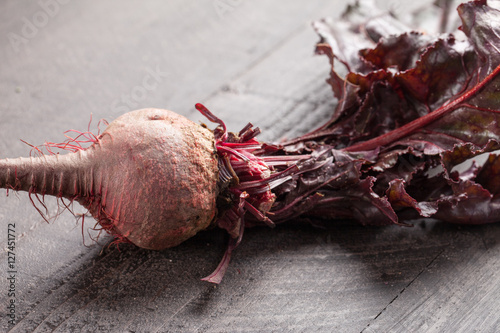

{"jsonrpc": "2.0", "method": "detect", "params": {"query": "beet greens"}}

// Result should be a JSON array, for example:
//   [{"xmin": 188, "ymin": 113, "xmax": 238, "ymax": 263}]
[{"xmin": 201, "ymin": 0, "xmax": 500, "ymax": 282}]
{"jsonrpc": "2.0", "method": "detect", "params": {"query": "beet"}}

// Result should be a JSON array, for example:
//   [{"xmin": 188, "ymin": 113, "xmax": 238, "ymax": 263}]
[{"xmin": 0, "ymin": 108, "xmax": 219, "ymax": 250}]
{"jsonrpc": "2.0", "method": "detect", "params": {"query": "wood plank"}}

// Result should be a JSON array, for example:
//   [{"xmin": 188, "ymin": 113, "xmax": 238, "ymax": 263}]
[
  {"xmin": 198, "ymin": 27, "xmax": 337, "ymax": 143},
  {"xmin": 362, "ymin": 225, "xmax": 500, "ymax": 333}
]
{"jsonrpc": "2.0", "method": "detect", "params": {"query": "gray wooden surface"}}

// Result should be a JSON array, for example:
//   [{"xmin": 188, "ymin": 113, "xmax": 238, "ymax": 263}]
[{"xmin": 0, "ymin": 1, "xmax": 499, "ymax": 332}]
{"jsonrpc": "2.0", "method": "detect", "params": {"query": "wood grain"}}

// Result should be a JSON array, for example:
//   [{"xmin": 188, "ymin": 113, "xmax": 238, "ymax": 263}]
[{"xmin": 0, "ymin": 1, "xmax": 499, "ymax": 332}]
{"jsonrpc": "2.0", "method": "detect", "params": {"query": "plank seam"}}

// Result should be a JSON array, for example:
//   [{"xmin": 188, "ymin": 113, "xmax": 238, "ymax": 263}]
[{"xmin": 360, "ymin": 248, "xmax": 445, "ymax": 333}]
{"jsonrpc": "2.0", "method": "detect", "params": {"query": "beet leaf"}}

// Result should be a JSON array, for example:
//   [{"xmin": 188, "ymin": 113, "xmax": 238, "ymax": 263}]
[{"xmin": 201, "ymin": 0, "xmax": 500, "ymax": 282}]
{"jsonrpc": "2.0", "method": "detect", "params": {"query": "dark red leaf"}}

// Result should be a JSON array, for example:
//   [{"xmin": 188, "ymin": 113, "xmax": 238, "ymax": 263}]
[
  {"xmin": 276, "ymin": 0, "xmax": 500, "ymax": 226},
  {"xmin": 207, "ymin": 0, "xmax": 500, "ymax": 283}
]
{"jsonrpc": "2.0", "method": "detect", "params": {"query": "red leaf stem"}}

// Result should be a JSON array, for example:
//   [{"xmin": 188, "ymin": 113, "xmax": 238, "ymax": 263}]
[{"xmin": 344, "ymin": 63, "xmax": 500, "ymax": 152}]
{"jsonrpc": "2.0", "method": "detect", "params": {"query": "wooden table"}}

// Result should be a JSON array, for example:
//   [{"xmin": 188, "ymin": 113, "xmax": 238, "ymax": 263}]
[{"xmin": 1, "ymin": 1, "xmax": 499, "ymax": 332}]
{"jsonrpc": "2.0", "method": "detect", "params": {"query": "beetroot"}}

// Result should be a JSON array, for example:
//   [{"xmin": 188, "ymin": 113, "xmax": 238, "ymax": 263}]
[{"xmin": 0, "ymin": 109, "xmax": 219, "ymax": 250}]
